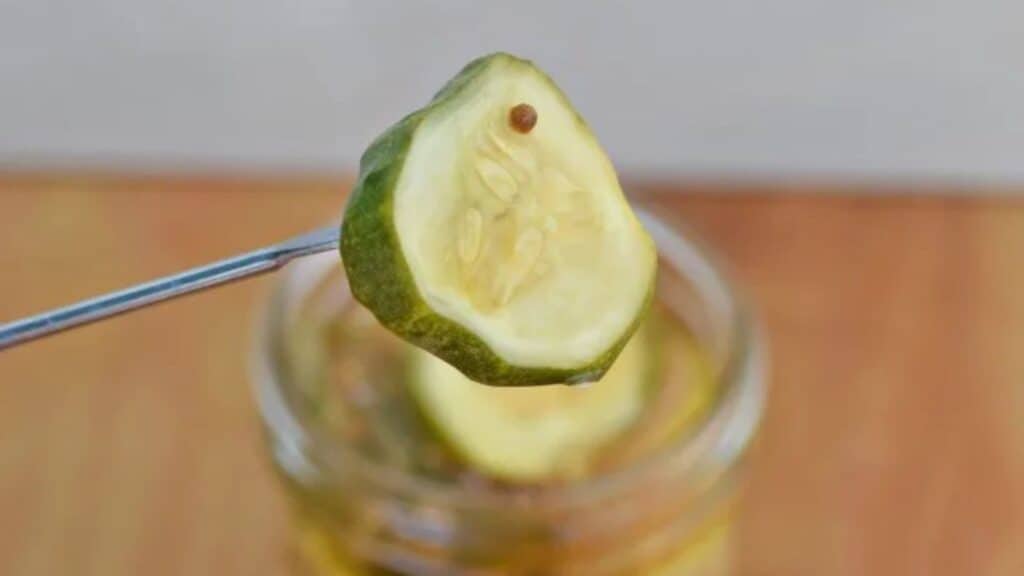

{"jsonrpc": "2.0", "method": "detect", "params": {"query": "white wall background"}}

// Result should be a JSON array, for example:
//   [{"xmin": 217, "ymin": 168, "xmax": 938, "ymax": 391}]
[{"xmin": 1, "ymin": 1, "xmax": 1022, "ymax": 184}]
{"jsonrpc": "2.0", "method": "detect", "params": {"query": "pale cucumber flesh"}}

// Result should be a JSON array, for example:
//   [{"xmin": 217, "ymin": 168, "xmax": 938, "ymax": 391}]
[{"xmin": 408, "ymin": 322, "xmax": 652, "ymax": 482}]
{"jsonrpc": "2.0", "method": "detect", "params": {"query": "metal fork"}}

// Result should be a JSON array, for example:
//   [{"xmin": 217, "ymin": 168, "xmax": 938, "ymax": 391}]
[{"xmin": 0, "ymin": 226, "xmax": 339, "ymax": 351}]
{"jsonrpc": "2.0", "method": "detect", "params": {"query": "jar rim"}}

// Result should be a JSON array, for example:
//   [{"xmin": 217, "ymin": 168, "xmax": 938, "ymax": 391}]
[{"xmin": 252, "ymin": 206, "xmax": 766, "ymax": 511}]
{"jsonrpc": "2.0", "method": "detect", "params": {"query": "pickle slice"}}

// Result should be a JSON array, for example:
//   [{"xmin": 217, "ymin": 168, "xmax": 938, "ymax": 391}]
[
  {"xmin": 407, "ymin": 326, "xmax": 652, "ymax": 482},
  {"xmin": 340, "ymin": 53, "xmax": 656, "ymax": 386}
]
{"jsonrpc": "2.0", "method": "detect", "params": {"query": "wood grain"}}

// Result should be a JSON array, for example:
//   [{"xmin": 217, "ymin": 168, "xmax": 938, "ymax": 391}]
[{"xmin": 1, "ymin": 175, "xmax": 1023, "ymax": 575}]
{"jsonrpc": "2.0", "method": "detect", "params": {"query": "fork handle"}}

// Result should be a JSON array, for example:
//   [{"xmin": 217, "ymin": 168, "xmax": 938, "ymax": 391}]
[{"xmin": 0, "ymin": 226, "xmax": 339, "ymax": 351}]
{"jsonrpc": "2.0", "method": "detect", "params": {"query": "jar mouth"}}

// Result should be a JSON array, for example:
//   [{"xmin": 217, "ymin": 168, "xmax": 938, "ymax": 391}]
[{"xmin": 252, "ymin": 206, "xmax": 766, "ymax": 511}]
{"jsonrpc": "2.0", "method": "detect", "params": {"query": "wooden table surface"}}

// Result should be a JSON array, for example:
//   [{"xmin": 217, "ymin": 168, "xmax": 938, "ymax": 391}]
[{"xmin": 1, "ymin": 175, "xmax": 1022, "ymax": 576}]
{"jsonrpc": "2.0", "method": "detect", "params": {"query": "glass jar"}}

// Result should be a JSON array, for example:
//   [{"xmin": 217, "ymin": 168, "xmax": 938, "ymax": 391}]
[{"xmin": 252, "ymin": 207, "xmax": 765, "ymax": 575}]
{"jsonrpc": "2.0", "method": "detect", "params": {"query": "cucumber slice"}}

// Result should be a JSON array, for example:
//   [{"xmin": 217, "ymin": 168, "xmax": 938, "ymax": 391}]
[
  {"xmin": 408, "ymin": 325, "xmax": 652, "ymax": 482},
  {"xmin": 341, "ymin": 53, "xmax": 656, "ymax": 386}
]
